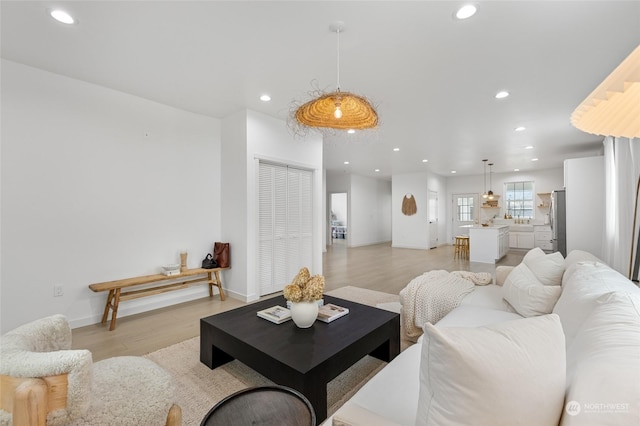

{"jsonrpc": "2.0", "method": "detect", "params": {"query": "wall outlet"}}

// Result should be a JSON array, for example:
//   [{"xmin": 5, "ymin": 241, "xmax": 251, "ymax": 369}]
[{"xmin": 53, "ymin": 285, "xmax": 64, "ymax": 297}]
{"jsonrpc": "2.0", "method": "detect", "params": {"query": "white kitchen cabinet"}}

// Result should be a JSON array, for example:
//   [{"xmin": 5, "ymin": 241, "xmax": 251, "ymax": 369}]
[
  {"xmin": 534, "ymin": 225, "xmax": 553, "ymax": 251},
  {"xmin": 498, "ymin": 226, "xmax": 509, "ymax": 259},
  {"xmin": 509, "ymin": 232, "xmax": 535, "ymax": 249},
  {"xmin": 469, "ymin": 225, "xmax": 509, "ymax": 263}
]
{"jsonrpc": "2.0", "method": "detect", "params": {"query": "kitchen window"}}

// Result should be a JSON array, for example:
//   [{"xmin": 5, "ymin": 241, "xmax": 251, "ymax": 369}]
[
  {"xmin": 505, "ymin": 181, "xmax": 534, "ymax": 219},
  {"xmin": 457, "ymin": 196, "xmax": 475, "ymax": 222}
]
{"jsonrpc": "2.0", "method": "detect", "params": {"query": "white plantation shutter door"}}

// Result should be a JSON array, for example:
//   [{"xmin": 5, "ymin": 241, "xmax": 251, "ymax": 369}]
[{"xmin": 258, "ymin": 161, "xmax": 313, "ymax": 296}]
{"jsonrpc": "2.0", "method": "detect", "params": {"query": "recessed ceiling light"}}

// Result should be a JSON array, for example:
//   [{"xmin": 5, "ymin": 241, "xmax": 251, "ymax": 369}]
[
  {"xmin": 525, "ymin": 145, "xmax": 534, "ymax": 150},
  {"xmin": 495, "ymin": 91, "xmax": 509, "ymax": 99},
  {"xmin": 451, "ymin": 170, "xmax": 457, "ymax": 174},
  {"xmin": 347, "ymin": 129, "xmax": 356, "ymax": 134},
  {"xmin": 422, "ymin": 159, "xmax": 428, "ymax": 163},
  {"xmin": 344, "ymin": 161, "xmax": 350, "ymax": 165},
  {"xmin": 531, "ymin": 158, "xmax": 539, "ymax": 162},
  {"xmin": 514, "ymin": 168, "xmax": 520, "ymax": 172},
  {"xmin": 455, "ymin": 5, "xmax": 477, "ymax": 20},
  {"xmin": 393, "ymin": 148, "xmax": 400, "ymax": 152},
  {"xmin": 50, "ymin": 10, "xmax": 75, "ymax": 24},
  {"xmin": 515, "ymin": 126, "xmax": 526, "ymax": 132},
  {"xmin": 259, "ymin": 94, "xmax": 271, "ymax": 102},
  {"xmin": 375, "ymin": 169, "xmax": 380, "ymax": 172}
]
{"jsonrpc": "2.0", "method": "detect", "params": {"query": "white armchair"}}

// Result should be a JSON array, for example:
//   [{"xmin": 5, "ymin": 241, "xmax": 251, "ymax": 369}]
[{"xmin": 0, "ymin": 314, "xmax": 181, "ymax": 426}]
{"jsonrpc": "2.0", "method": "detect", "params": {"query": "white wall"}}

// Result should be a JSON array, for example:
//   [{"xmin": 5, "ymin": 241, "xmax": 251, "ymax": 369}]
[
  {"xmin": 565, "ymin": 156, "xmax": 604, "ymax": 259},
  {"xmin": 331, "ymin": 193, "xmax": 348, "ymax": 226},
  {"xmin": 326, "ymin": 173, "xmax": 350, "ymax": 244},
  {"xmin": 220, "ymin": 110, "xmax": 248, "ymax": 301},
  {"xmin": 427, "ymin": 172, "xmax": 448, "ymax": 247},
  {"xmin": 220, "ymin": 110, "xmax": 323, "ymax": 301},
  {"xmin": 1, "ymin": 60, "xmax": 221, "ymax": 332},
  {"xmin": 392, "ymin": 172, "xmax": 429, "ymax": 249},
  {"xmin": 350, "ymin": 175, "xmax": 392, "ymax": 247},
  {"xmin": 326, "ymin": 172, "xmax": 391, "ymax": 248}
]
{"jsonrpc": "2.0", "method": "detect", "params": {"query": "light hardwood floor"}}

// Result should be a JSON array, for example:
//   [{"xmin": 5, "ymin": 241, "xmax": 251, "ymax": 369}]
[{"xmin": 73, "ymin": 242, "xmax": 524, "ymax": 360}]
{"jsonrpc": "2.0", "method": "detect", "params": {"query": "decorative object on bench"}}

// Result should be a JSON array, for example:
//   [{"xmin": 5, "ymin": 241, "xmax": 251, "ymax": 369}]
[
  {"xmin": 179, "ymin": 251, "xmax": 188, "ymax": 272},
  {"xmin": 213, "ymin": 242, "xmax": 230, "ymax": 268},
  {"xmin": 161, "ymin": 263, "xmax": 181, "ymax": 277},
  {"xmin": 283, "ymin": 267, "xmax": 325, "ymax": 328},
  {"xmin": 201, "ymin": 253, "xmax": 218, "ymax": 269},
  {"xmin": 89, "ymin": 267, "xmax": 227, "ymax": 330},
  {"xmin": 0, "ymin": 314, "xmax": 181, "ymax": 426}
]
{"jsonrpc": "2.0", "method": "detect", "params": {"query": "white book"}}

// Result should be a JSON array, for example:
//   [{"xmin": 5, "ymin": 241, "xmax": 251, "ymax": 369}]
[
  {"xmin": 257, "ymin": 306, "xmax": 291, "ymax": 324},
  {"xmin": 317, "ymin": 303, "xmax": 349, "ymax": 323}
]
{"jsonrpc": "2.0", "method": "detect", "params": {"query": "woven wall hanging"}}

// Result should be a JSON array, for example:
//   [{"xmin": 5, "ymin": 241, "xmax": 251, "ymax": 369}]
[{"xmin": 402, "ymin": 193, "xmax": 417, "ymax": 216}]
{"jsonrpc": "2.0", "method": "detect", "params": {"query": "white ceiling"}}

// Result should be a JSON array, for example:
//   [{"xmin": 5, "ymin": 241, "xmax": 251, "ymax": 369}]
[{"xmin": 2, "ymin": 1, "xmax": 639, "ymax": 178}]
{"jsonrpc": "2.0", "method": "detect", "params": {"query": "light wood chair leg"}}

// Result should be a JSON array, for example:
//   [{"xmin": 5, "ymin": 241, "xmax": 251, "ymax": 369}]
[
  {"xmin": 165, "ymin": 403, "xmax": 182, "ymax": 426},
  {"xmin": 214, "ymin": 270, "xmax": 226, "ymax": 301},
  {"xmin": 13, "ymin": 378, "xmax": 47, "ymax": 426}
]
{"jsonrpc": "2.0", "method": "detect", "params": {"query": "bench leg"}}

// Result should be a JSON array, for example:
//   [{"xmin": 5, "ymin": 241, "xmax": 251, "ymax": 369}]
[
  {"xmin": 207, "ymin": 272, "xmax": 214, "ymax": 297},
  {"xmin": 109, "ymin": 289, "xmax": 121, "ymax": 331},
  {"xmin": 208, "ymin": 270, "xmax": 226, "ymax": 301},
  {"xmin": 100, "ymin": 290, "xmax": 114, "ymax": 324}
]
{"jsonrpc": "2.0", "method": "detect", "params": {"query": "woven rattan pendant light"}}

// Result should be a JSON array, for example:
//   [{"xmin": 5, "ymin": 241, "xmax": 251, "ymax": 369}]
[{"xmin": 294, "ymin": 22, "xmax": 378, "ymax": 131}]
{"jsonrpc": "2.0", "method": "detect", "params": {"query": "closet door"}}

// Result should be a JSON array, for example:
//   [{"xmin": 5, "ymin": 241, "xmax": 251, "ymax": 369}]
[
  {"xmin": 287, "ymin": 166, "xmax": 313, "ymax": 279},
  {"xmin": 258, "ymin": 162, "xmax": 313, "ymax": 296}
]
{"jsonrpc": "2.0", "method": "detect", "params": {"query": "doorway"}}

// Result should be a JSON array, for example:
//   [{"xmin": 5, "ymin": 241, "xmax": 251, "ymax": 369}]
[
  {"xmin": 330, "ymin": 193, "xmax": 348, "ymax": 246},
  {"xmin": 452, "ymin": 193, "xmax": 478, "ymax": 241},
  {"xmin": 428, "ymin": 190, "xmax": 439, "ymax": 249}
]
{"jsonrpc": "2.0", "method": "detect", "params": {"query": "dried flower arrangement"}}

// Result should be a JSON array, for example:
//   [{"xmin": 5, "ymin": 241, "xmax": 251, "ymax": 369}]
[{"xmin": 283, "ymin": 267, "xmax": 325, "ymax": 303}]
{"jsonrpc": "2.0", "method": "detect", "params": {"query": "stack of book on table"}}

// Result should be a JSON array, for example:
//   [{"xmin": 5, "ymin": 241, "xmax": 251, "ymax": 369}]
[
  {"xmin": 317, "ymin": 303, "xmax": 349, "ymax": 323},
  {"xmin": 257, "ymin": 306, "xmax": 291, "ymax": 324}
]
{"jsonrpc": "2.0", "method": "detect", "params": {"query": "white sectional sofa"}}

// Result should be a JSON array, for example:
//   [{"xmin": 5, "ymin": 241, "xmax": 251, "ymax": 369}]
[{"xmin": 325, "ymin": 249, "xmax": 640, "ymax": 426}]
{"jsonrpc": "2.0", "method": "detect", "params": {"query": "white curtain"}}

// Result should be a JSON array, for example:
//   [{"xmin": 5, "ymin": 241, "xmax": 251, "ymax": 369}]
[{"xmin": 603, "ymin": 136, "xmax": 640, "ymax": 277}]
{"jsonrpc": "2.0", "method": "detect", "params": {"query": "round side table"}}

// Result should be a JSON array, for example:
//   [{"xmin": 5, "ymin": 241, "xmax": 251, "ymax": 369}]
[{"xmin": 200, "ymin": 385, "xmax": 316, "ymax": 426}]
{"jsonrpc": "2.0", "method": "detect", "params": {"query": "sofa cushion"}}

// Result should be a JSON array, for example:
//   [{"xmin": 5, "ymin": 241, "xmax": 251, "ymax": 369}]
[
  {"xmin": 416, "ymin": 314, "xmax": 566, "ymax": 426},
  {"xmin": 459, "ymin": 284, "xmax": 514, "ymax": 312},
  {"xmin": 503, "ymin": 263, "xmax": 562, "ymax": 317},
  {"xmin": 561, "ymin": 292, "xmax": 640, "ymax": 426},
  {"xmin": 435, "ymin": 305, "xmax": 522, "ymax": 328},
  {"xmin": 552, "ymin": 261, "xmax": 640, "ymax": 347},
  {"xmin": 329, "ymin": 343, "xmax": 422, "ymax": 425},
  {"xmin": 332, "ymin": 403, "xmax": 402, "ymax": 426},
  {"xmin": 523, "ymin": 247, "xmax": 565, "ymax": 286},
  {"xmin": 562, "ymin": 250, "xmax": 604, "ymax": 285}
]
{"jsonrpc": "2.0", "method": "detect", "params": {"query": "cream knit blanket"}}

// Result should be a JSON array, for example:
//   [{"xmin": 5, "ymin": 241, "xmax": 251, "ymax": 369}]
[{"xmin": 399, "ymin": 270, "xmax": 492, "ymax": 341}]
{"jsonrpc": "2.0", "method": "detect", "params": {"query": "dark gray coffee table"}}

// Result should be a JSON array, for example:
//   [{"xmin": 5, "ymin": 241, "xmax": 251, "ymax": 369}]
[{"xmin": 200, "ymin": 295, "xmax": 400, "ymax": 424}]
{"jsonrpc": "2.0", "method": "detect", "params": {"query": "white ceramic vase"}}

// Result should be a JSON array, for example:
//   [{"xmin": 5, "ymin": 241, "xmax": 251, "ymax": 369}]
[{"xmin": 289, "ymin": 301, "xmax": 319, "ymax": 328}]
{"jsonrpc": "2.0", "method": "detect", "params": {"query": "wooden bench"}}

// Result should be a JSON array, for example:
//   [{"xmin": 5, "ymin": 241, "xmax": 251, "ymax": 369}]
[{"xmin": 89, "ymin": 267, "xmax": 227, "ymax": 331}]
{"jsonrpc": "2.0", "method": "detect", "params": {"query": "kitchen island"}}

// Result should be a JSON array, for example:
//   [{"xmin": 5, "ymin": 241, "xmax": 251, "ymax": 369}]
[{"xmin": 468, "ymin": 225, "xmax": 509, "ymax": 263}]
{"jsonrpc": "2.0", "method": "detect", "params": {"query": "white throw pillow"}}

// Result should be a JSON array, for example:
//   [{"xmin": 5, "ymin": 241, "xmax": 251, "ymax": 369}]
[
  {"xmin": 523, "ymin": 246, "xmax": 546, "ymax": 263},
  {"xmin": 416, "ymin": 314, "xmax": 566, "ymax": 426},
  {"xmin": 562, "ymin": 250, "xmax": 603, "ymax": 284},
  {"xmin": 561, "ymin": 292, "xmax": 640, "ymax": 426},
  {"xmin": 503, "ymin": 263, "xmax": 562, "ymax": 317},
  {"xmin": 524, "ymin": 249, "xmax": 565, "ymax": 286},
  {"xmin": 553, "ymin": 261, "xmax": 640, "ymax": 347}
]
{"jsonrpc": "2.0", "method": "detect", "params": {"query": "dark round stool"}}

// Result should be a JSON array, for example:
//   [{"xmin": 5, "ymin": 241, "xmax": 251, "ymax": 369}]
[{"xmin": 200, "ymin": 385, "xmax": 316, "ymax": 426}]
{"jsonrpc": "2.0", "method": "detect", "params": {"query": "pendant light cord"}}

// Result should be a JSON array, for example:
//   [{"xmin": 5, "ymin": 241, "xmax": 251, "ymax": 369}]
[{"xmin": 336, "ymin": 27, "xmax": 341, "ymax": 92}]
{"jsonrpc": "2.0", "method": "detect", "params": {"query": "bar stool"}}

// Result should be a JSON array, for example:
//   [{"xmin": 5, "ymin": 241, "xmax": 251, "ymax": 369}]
[{"xmin": 454, "ymin": 235, "xmax": 470, "ymax": 260}]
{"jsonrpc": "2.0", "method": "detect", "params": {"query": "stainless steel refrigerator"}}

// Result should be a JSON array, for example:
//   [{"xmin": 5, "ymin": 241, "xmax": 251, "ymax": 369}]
[{"xmin": 550, "ymin": 190, "xmax": 567, "ymax": 257}]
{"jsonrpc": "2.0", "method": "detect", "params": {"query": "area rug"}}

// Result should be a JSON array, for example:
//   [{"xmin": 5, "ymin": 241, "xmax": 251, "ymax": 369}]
[{"xmin": 143, "ymin": 286, "xmax": 404, "ymax": 425}]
